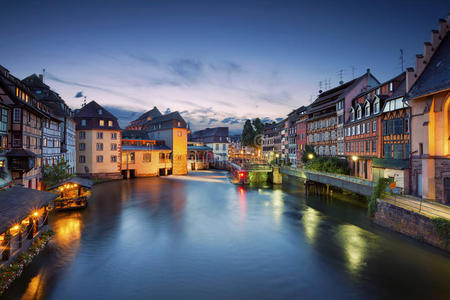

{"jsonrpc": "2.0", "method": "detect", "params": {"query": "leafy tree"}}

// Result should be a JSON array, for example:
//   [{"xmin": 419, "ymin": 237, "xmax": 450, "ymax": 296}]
[
  {"xmin": 241, "ymin": 119, "xmax": 256, "ymax": 147},
  {"xmin": 300, "ymin": 145, "xmax": 316, "ymax": 164},
  {"xmin": 42, "ymin": 159, "xmax": 72, "ymax": 189},
  {"xmin": 252, "ymin": 118, "xmax": 264, "ymax": 136}
]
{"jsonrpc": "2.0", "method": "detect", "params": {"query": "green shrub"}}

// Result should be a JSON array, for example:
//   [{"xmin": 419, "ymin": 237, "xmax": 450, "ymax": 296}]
[
  {"xmin": 367, "ymin": 177, "xmax": 392, "ymax": 217},
  {"xmin": 431, "ymin": 218, "xmax": 450, "ymax": 246},
  {"xmin": 304, "ymin": 157, "xmax": 350, "ymax": 175}
]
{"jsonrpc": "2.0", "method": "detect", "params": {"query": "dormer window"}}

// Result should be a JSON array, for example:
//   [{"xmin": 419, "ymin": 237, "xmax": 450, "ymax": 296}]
[
  {"xmin": 365, "ymin": 101, "xmax": 370, "ymax": 116},
  {"xmin": 350, "ymin": 108, "xmax": 355, "ymax": 121},
  {"xmin": 81, "ymin": 119, "xmax": 86, "ymax": 126},
  {"xmin": 376, "ymin": 88, "xmax": 380, "ymax": 95},
  {"xmin": 374, "ymin": 99, "xmax": 380, "ymax": 114},
  {"xmin": 357, "ymin": 106, "xmax": 362, "ymax": 119},
  {"xmin": 99, "ymin": 120, "xmax": 105, "ymax": 126},
  {"xmin": 389, "ymin": 82, "xmax": 393, "ymax": 92},
  {"xmin": 108, "ymin": 120, "xmax": 113, "ymax": 127},
  {"xmin": 98, "ymin": 109, "xmax": 103, "ymax": 115}
]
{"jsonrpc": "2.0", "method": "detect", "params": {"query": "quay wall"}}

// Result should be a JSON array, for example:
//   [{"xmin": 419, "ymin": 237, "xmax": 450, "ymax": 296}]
[{"xmin": 373, "ymin": 199, "xmax": 449, "ymax": 251}]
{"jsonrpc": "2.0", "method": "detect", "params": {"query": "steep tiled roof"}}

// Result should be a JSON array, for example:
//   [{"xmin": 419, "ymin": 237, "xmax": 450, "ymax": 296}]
[
  {"xmin": 74, "ymin": 101, "xmax": 120, "ymax": 130},
  {"xmin": 408, "ymin": 33, "xmax": 450, "ymax": 99},
  {"xmin": 190, "ymin": 127, "xmax": 229, "ymax": 143},
  {"xmin": 143, "ymin": 111, "xmax": 187, "ymax": 131}
]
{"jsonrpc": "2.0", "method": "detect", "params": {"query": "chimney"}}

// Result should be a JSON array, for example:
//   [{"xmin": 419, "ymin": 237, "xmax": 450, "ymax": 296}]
[
  {"xmin": 39, "ymin": 74, "xmax": 44, "ymax": 82},
  {"xmin": 438, "ymin": 18, "xmax": 448, "ymax": 37},
  {"xmin": 423, "ymin": 42, "xmax": 432, "ymax": 63},
  {"xmin": 406, "ymin": 67, "xmax": 415, "ymax": 93},
  {"xmin": 415, "ymin": 54, "xmax": 425, "ymax": 76},
  {"xmin": 431, "ymin": 30, "xmax": 440, "ymax": 49}
]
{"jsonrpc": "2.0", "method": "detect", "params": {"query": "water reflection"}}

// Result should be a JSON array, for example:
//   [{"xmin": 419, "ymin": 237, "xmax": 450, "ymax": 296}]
[
  {"xmin": 3, "ymin": 171, "xmax": 450, "ymax": 300},
  {"xmin": 337, "ymin": 224, "xmax": 368, "ymax": 275},
  {"xmin": 302, "ymin": 207, "xmax": 321, "ymax": 245},
  {"xmin": 22, "ymin": 273, "xmax": 44, "ymax": 300}
]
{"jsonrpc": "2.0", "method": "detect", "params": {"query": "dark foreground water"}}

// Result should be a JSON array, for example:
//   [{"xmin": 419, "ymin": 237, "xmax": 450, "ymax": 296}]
[{"xmin": 3, "ymin": 171, "xmax": 450, "ymax": 300}]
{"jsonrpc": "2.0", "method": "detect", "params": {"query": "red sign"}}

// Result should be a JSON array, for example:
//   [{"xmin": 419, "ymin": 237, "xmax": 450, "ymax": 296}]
[{"xmin": 390, "ymin": 182, "xmax": 396, "ymax": 189}]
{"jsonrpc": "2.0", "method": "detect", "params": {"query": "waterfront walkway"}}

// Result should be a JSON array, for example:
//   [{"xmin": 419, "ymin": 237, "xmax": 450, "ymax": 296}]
[{"xmin": 384, "ymin": 195, "xmax": 450, "ymax": 220}]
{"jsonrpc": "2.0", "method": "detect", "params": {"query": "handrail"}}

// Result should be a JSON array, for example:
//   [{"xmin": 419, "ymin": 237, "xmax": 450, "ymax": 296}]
[{"xmin": 282, "ymin": 166, "xmax": 375, "ymax": 187}]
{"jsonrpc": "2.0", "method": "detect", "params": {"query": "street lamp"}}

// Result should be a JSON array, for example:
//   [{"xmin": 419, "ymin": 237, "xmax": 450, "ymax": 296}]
[
  {"xmin": 351, "ymin": 155, "xmax": 358, "ymax": 162},
  {"xmin": 307, "ymin": 153, "xmax": 314, "ymax": 160}
]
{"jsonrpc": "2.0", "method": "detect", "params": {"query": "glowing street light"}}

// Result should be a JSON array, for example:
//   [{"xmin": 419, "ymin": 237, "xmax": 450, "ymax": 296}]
[
  {"xmin": 276, "ymin": 153, "xmax": 280, "ymax": 158},
  {"xmin": 307, "ymin": 153, "xmax": 314, "ymax": 160},
  {"xmin": 351, "ymin": 155, "xmax": 358, "ymax": 162}
]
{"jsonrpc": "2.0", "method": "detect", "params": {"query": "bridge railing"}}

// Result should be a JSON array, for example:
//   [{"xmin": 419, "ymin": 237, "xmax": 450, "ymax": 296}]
[{"xmin": 282, "ymin": 166, "xmax": 375, "ymax": 187}]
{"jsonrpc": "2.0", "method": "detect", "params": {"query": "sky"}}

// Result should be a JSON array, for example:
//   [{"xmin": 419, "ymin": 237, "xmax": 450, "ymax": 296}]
[{"xmin": 1, "ymin": 0, "xmax": 449, "ymax": 133}]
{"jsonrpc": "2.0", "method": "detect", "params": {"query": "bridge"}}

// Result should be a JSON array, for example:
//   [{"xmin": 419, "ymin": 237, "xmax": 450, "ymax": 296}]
[
  {"xmin": 229, "ymin": 162, "xmax": 273, "ymax": 184},
  {"xmin": 280, "ymin": 167, "xmax": 375, "ymax": 196}
]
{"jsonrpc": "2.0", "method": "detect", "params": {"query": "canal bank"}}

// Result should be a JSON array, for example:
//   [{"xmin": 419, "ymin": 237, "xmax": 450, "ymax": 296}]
[{"xmin": 2, "ymin": 171, "xmax": 450, "ymax": 299}]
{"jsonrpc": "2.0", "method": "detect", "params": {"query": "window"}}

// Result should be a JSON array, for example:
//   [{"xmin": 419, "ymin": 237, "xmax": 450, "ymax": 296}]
[
  {"xmin": 362, "ymin": 123, "xmax": 365, "ymax": 134},
  {"xmin": 111, "ymin": 133, "xmax": 117, "ymax": 140},
  {"xmin": 79, "ymin": 155, "xmax": 86, "ymax": 163},
  {"xmin": 365, "ymin": 102, "xmax": 370, "ymax": 116},
  {"xmin": 350, "ymin": 108, "xmax": 355, "ymax": 121},
  {"xmin": 108, "ymin": 120, "xmax": 113, "ymax": 127},
  {"xmin": 351, "ymin": 126, "xmax": 355, "ymax": 136},
  {"xmin": 111, "ymin": 155, "xmax": 117, "ymax": 162},
  {"xmin": 13, "ymin": 108, "xmax": 21, "ymax": 123},
  {"xmin": 43, "ymin": 138, "xmax": 47, "ymax": 147},
  {"xmin": 98, "ymin": 109, "xmax": 103, "ymax": 115},
  {"xmin": 96, "ymin": 143, "xmax": 103, "ymax": 151},
  {"xmin": 111, "ymin": 143, "xmax": 117, "ymax": 151},
  {"xmin": 393, "ymin": 119, "xmax": 403, "ymax": 134},
  {"xmin": 79, "ymin": 131, "xmax": 86, "ymax": 139},
  {"xmin": 331, "ymin": 131, "xmax": 335, "ymax": 140},
  {"xmin": 159, "ymin": 153, "xmax": 165, "ymax": 160},
  {"xmin": 419, "ymin": 143, "xmax": 423, "ymax": 155},
  {"xmin": 79, "ymin": 143, "xmax": 85, "ymax": 151},
  {"xmin": 372, "ymin": 140, "xmax": 376, "ymax": 152},
  {"xmin": 376, "ymin": 88, "xmax": 380, "ymax": 95},
  {"xmin": 356, "ymin": 125, "xmax": 360, "ymax": 135},
  {"xmin": 389, "ymin": 82, "xmax": 393, "ymax": 92},
  {"xmin": 215, "ymin": 144, "xmax": 219, "ymax": 150},
  {"xmin": 366, "ymin": 141, "xmax": 370, "ymax": 152},
  {"xmin": 81, "ymin": 119, "xmax": 86, "ymax": 126},
  {"xmin": 97, "ymin": 132, "xmax": 103, "ymax": 139},
  {"xmin": 404, "ymin": 118, "xmax": 409, "ymax": 133},
  {"xmin": 393, "ymin": 144, "xmax": 403, "ymax": 159},
  {"xmin": 143, "ymin": 153, "xmax": 151, "ymax": 162},
  {"xmin": 384, "ymin": 144, "xmax": 392, "ymax": 158},
  {"xmin": 96, "ymin": 155, "xmax": 103, "ymax": 163},
  {"xmin": 99, "ymin": 120, "xmax": 105, "ymax": 126},
  {"xmin": 346, "ymin": 143, "xmax": 350, "ymax": 152},
  {"xmin": 222, "ymin": 144, "xmax": 226, "ymax": 150},
  {"xmin": 374, "ymin": 99, "xmax": 380, "ymax": 114},
  {"xmin": 357, "ymin": 106, "xmax": 362, "ymax": 119},
  {"xmin": 366, "ymin": 122, "xmax": 370, "ymax": 133}
]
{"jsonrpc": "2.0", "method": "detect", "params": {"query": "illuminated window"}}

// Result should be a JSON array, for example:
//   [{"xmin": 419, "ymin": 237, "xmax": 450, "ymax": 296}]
[
  {"xmin": 108, "ymin": 120, "xmax": 113, "ymax": 127},
  {"xmin": 99, "ymin": 120, "xmax": 105, "ymax": 126}
]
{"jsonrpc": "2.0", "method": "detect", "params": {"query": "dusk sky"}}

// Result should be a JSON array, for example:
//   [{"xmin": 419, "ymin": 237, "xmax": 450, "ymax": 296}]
[{"xmin": 1, "ymin": 0, "xmax": 449, "ymax": 133}]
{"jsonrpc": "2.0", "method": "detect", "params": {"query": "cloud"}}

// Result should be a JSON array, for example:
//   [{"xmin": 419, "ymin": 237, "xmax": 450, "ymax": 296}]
[
  {"xmin": 208, "ymin": 118, "xmax": 218, "ymax": 125},
  {"xmin": 169, "ymin": 58, "xmax": 203, "ymax": 83},
  {"xmin": 128, "ymin": 54, "xmax": 160, "ymax": 66}
]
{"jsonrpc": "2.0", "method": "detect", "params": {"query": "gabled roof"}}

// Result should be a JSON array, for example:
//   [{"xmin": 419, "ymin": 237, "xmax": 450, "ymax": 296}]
[
  {"xmin": 134, "ymin": 106, "xmax": 162, "ymax": 121},
  {"xmin": 74, "ymin": 101, "xmax": 117, "ymax": 119},
  {"xmin": 147, "ymin": 111, "xmax": 185, "ymax": 124},
  {"xmin": 408, "ymin": 33, "xmax": 450, "ymax": 99},
  {"xmin": 190, "ymin": 127, "xmax": 229, "ymax": 143}
]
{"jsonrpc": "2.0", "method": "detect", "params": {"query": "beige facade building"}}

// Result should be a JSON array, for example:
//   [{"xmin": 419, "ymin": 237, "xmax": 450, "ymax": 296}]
[
  {"xmin": 408, "ymin": 17, "xmax": 449, "ymax": 204},
  {"xmin": 74, "ymin": 101, "xmax": 122, "ymax": 179},
  {"xmin": 120, "ymin": 130, "xmax": 172, "ymax": 177}
]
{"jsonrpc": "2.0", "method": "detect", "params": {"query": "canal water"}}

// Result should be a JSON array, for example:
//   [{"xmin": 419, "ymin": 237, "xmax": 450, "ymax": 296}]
[{"xmin": 3, "ymin": 171, "xmax": 450, "ymax": 299}]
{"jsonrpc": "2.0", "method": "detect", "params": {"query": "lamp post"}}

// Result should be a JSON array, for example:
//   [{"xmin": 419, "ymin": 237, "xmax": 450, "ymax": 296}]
[
  {"xmin": 351, "ymin": 155, "xmax": 358, "ymax": 177},
  {"xmin": 307, "ymin": 153, "xmax": 314, "ymax": 160}
]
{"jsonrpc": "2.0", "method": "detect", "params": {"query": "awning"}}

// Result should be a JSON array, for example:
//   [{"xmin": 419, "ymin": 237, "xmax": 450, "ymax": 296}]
[
  {"xmin": 372, "ymin": 158, "xmax": 409, "ymax": 170},
  {"xmin": 6, "ymin": 149, "xmax": 37, "ymax": 157},
  {"xmin": 48, "ymin": 176, "xmax": 94, "ymax": 190},
  {"xmin": 0, "ymin": 186, "xmax": 57, "ymax": 234}
]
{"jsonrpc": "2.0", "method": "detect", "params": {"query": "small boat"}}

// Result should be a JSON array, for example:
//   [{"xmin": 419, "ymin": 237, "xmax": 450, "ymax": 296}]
[{"xmin": 48, "ymin": 177, "xmax": 93, "ymax": 211}]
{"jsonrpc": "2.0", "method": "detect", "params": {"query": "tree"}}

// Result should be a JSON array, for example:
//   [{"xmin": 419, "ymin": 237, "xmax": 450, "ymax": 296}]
[
  {"xmin": 301, "ymin": 145, "xmax": 316, "ymax": 164},
  {"xmin": 241, "ymin": 119, "xmax": 256, "ymax": 147},
  {"xmin": 252, "ymin": 118, "xmax": 264, "ymax": 136},
  {"xmin": 42, "ymin": 159, "xmax": 72, "ymax": 189}
]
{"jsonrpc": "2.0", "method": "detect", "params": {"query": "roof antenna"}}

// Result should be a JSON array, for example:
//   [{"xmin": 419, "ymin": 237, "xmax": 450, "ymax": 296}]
[
  {"xmin": 400, "ymin": 49, "xmax": 404, "ymax": 72},
  {"xmin": 338, "ymin": 69, "xmax": 344, "ymax": 85}
]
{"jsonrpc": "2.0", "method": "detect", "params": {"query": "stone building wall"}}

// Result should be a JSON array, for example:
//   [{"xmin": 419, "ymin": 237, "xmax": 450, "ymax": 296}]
[{"xmin": 373, "ymin": 199, "xmax": 449, "ymax": 251}]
